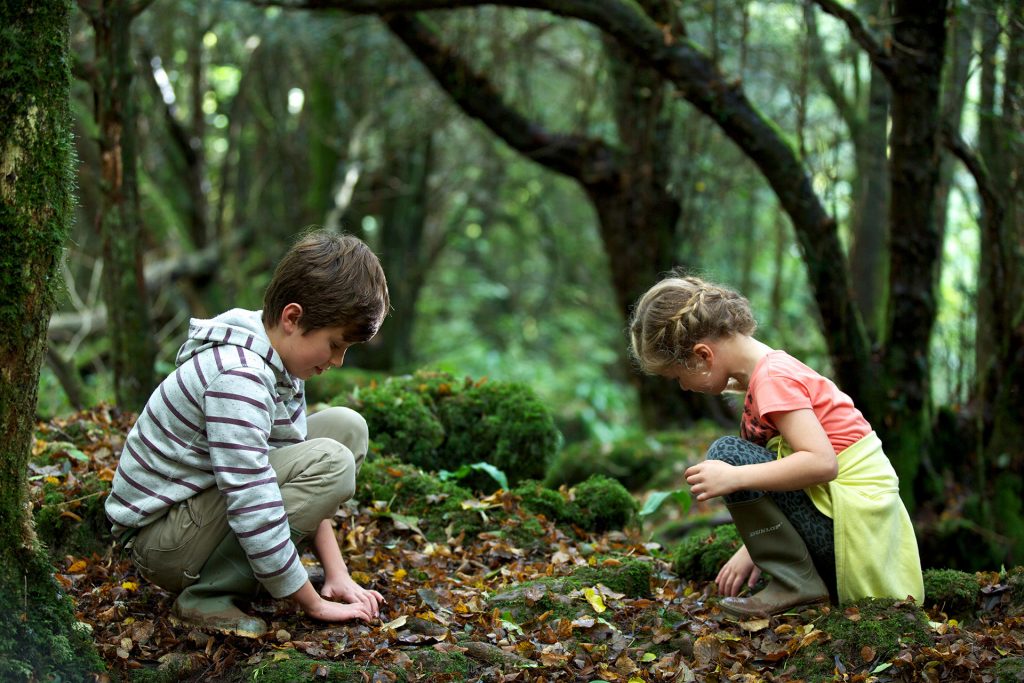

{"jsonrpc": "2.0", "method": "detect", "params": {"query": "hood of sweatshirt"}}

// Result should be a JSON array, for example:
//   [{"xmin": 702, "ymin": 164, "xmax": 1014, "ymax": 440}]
[{"xmin": 175, "ymin": 308, "xmax": 296, "ymax": 388}]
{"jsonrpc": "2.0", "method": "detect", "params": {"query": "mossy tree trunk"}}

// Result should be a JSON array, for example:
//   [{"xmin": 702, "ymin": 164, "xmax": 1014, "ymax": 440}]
[
  {"xmin": 80, "ymin": 0, "xmax": 157, "ymax": 412},
  {"xmin": 0, "ymin": 1, "xmax": 105, "ymax": 678}
]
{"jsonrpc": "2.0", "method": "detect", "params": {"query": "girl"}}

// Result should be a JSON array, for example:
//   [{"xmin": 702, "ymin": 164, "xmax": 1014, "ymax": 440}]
[{"xmin": 628, "ymin": 274, "xmax": 923, "ymax": 617}]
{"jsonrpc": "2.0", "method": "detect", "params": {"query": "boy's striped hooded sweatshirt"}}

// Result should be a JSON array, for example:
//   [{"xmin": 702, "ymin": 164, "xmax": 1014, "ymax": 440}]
[{"xmin": 105, "ymin": 308, "xmax": 309, "ymax": 598}]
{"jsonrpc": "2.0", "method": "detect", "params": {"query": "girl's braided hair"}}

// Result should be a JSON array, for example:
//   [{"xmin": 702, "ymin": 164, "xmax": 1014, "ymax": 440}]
[{"xmin": 628, "ymin": 273, "xmax": 756, "ymax": 375}]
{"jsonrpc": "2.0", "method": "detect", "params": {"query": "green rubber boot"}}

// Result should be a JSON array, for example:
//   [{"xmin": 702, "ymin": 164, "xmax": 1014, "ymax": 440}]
[
  {"xmin": 719, "ymin": 495, "xmax": 829, "ymax": 618},
  {"xmin": 171, "ymin": 533, "xmax": 268, "ymax": 638}
]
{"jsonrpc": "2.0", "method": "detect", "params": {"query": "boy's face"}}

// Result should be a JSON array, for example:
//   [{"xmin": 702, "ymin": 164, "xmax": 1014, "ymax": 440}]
[{"xmin": 278, "ymin": 324, "xmax": 353, "ymax": 380}]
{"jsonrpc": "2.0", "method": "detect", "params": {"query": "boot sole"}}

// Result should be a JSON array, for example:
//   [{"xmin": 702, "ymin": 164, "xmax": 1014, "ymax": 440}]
[{"xmin": 169, "ymin": 613, "xmax": 267, "ymax": 639}]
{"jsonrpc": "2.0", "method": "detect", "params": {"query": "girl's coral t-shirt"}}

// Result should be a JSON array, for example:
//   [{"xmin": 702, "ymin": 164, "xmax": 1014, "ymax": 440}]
[{"xmin": 740, "ymin": 350, "xmax": 871, "ymax": 455}]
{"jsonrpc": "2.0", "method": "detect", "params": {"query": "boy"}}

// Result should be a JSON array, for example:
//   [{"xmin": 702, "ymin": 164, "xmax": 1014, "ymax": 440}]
[{"xmin": 105, "ymin": 230, "xmax": 389, "ymax": 637}]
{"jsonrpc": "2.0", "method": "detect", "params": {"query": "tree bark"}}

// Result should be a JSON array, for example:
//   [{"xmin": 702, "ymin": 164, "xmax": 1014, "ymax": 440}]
[
  {"xmin": 878, "ymin": 0, "xmax": 948, "ymax": 507},
  {"xmin": 86, "ymin": 0, "xmax": 158, "ymax": 411},
  {"xmin": 0, "ymin": 0, "xmax": 104, "ymax": 676}
]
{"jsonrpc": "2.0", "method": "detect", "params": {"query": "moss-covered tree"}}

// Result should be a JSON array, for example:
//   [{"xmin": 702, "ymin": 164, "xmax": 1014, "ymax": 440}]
[{"xmin": 0, "ymin": 0, "xmax": 106, "ymax": 678}]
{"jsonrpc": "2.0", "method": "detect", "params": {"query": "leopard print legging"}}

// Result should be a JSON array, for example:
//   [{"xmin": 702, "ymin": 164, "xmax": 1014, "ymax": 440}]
[{"xmin": 707, "ymin": 435, "xmax": 838, "ymax": 601}]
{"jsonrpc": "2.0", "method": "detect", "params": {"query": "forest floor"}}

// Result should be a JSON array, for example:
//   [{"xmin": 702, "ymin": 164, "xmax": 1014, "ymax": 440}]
[{"xmin": 33, "ymin": 407, "xmax": 1024, "ymax": 682}]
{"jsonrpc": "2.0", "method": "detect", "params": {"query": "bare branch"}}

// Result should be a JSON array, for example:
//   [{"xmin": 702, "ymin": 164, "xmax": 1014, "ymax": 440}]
[{"xmin": 810, "ymin": 0, "xmax": 895, "ymax": 80}]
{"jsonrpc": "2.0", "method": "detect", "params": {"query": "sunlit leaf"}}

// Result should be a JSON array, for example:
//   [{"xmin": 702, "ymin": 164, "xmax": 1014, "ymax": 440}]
[
  {"xmin": 638, "ymin": 489, "xmax": 692, "ymax": 517},
  {"xmin": 583, "ymin": 587, "xmax": 606, "ymax": 613}
]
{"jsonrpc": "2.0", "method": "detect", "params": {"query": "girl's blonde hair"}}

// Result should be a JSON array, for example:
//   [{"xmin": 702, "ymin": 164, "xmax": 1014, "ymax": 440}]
[{"xmin": 628, "ymin": 273, "xmax": 756, "ymax": 375}]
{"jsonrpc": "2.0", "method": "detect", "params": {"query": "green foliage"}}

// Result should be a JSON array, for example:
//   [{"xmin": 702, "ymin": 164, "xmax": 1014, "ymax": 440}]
[
  {"xmin": 671, "ymin": 524, "xmax": 742, "ymax": 582},
  {"xmin": 0, "ymin": 550, "xmax": 106, "ymax": 682},
  {"xmin": 544, "ymin": 429, "xmax": 708, "ymax": 492},
  {"xmin": 570, "ymin": 557, "xmax": 652, "ymax": 599},
  {"xmin": 344, "ymin": 371, "xmax": 560, "ymax": 488},
  {"xmin": 994, "ymin": 656, "xmax": 1024, "ymax": 683},
  {"xmin": 922, "ymin": 568, "xmax": 980, "ymax": 618},
  {"xmin": 785, "ymin": 598, "xmax": 933, "ymax": 681},
  {"xmin": 514, "ymin": 480, "xmax": 572, "ymax": 522},
  {"xmin": 570, "ymin": 474, "xmax": 638, "ymax": 533}
]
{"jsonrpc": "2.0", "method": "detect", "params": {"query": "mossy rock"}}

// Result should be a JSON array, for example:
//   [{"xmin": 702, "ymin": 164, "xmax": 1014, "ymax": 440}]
[
  {"xmin": 671, "ymin": 524, "xmax": 742, "ymax": 582},
  {"xmin": 344, "ymin": 371, "xmax": 560, "ymax": 489},
  {"xmin": 785, "ymin": 598, "xmax": 933, "ymax": 681},
  {"xmin": 923, "ymin": 568, "xmax": 980, "ymax": 618},
  {"xmin": 516, "ymin": 475, "xmax": 636, "ymax": 535},
  {"xmin": 545, "ymin": 429, "xmax": 703, "ymax": 492},
  {"xmin": 404, "ymin": 647, "xmax": 473, "ymax": 679},
  {"xmin": 569, "ymin": 474, "xmax": 638, "ymax": 533},
  {"xmin": 487, "ymin": 557, "xmax": 653, "ymax": 623}
]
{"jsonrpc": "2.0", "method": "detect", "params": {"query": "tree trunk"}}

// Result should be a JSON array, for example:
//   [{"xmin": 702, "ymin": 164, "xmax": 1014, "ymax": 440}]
[
  {"xmin": 974, "ymin": 0, "xmax": 1024, "ymax": 562},
  {"xmin": 880, "ymin": 0, "xmax": 948, "ymax": 508},
  {"xmin": 356, "ymin": 136, "xmax": 437, "ymax": 372},
  {"xmin": 0, "ymin": 0, "xmax": 104, "ymax": 676},
  {"xmin": 89, "ymin": 0, "xmax": 157, "ymax": 411}
]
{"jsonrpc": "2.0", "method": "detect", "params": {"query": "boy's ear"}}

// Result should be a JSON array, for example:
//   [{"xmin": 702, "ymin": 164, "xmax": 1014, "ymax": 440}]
[{"xmin": 280, "ymin": 303, "xmax": 304, "ymax": 333}]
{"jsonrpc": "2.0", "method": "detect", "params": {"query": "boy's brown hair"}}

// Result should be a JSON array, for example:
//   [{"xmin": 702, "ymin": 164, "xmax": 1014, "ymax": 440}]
[{"xmin": 263, "ymin": 229, "xmax": 389, "ymax": 342}]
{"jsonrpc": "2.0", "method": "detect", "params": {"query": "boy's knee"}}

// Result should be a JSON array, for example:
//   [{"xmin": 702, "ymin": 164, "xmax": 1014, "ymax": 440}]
[
  {"xmin": 706, "ymin": 436, "xmax": 749, "ymax": 465},
  {"xmin": 309, "ymin": 407, "xmax": 368, "ymax": 465},
  {"xmin": 309, "ymin": 439, "xmax": 358, "ymax": 502}
]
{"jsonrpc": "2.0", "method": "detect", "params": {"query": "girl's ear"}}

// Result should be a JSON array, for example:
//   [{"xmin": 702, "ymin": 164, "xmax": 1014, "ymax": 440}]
[
  {"xmin": 692, "ymin": 342, "xmax": 714, "ymax": 365},
  {"xmin": 280, "ymin": 303, "xmax": 304, "ymax": 333}
]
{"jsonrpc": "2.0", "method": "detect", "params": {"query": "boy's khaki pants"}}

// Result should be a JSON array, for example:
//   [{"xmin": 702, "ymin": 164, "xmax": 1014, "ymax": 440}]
[{"xmin": 129, "ymin": 407, "xmax": 367, "ymax": 594}]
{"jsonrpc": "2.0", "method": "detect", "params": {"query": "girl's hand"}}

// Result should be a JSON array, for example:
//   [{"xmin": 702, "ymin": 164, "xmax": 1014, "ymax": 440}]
[
  {"xmin": 321, "ymin": 574, "xmax": 385, "ymax": 619},
  {"xmin": 684, "ymin": 459, "xmax": 739, "ymax": 501},
  {"xmin": 716, "ymin": 545, "xmax": 761, "ymax": 597}
]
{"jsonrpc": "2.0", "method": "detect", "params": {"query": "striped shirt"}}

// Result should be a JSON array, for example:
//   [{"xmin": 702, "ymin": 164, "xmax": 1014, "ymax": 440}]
[{"xmin": 105, "ymin": 308, "xmax": 309, "ymax": 598}]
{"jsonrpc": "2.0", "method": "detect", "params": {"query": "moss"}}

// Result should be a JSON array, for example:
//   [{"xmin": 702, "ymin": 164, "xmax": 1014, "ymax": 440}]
[
  {"xmin": 487, "ymin": 557, "xmax": 652, "ymax": 624},
  {"xmin": 994, "ymin": 656, "xmax": 1024, "ymax": 683},
  {"xmin": 355, "ymin": 456, "xmax": 484, "ymax": 541},
  {"xmin": 33, "ymin": 472, "xmax": 112, "ymax": 559},
  {"xmin": 0, "ymin": 548, "xmax": 106, "ymax": 682},
  {"xmin": 671, "ymin": 524, "xmax": 742, "ymax": 582},
  {"xmin": 245, "ymin": 649, "xmax": 386, "ymax": 682},
  {"xmin": 1006, "ymin": 566, "xmax": 1024, "ymax": 613},
  {"xmin": 306, "ymin": 368, "xmax": 384, "ymax": 405},
  {"xmin": 570, "ymin": 557, "xmax": 652, "ymax": 599},
  {"xmin": 405, "ymin": 648, "xmax": 472, "ymax": 679},
  {"xmin": 922, "ymin": 568, "xmax": 980, "ymax": 618},
  {"xmin": 514, "ymin": 480, "xmax": 572, "ymax": 522},
  {"xmin": 785, "ymin": 598, "xmax": 933, "ymax": 681},
  {"xmin": 569, "ymin": 475, "xmax": 638, "ymax": 533},
  {"xmin": 345, "ymin": 371, "xmax": 561, "ymax": 488}
]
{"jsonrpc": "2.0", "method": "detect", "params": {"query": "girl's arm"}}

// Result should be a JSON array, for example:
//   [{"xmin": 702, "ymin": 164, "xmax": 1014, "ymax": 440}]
[{"xmin": 686, "ymin": 408, "xmax": 837, "ymax": 500}]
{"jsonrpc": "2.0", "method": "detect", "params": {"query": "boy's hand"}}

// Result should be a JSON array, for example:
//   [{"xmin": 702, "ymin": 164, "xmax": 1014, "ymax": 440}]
[
  {"xmin": 291, "ymin": 580, "xmax": 381, "ymax": 623},
  {"xmin": 321, "ymin": 574, "xmax": 385, "ymax": 618}
]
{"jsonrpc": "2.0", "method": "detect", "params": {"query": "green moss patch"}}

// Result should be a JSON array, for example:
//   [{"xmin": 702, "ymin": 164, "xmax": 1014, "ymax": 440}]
[
  {"xmin": 923, "ymin": 568, "xmax": 980, "ymax": 619},
  {"xmin": 785, "ymin": 598, "xmax": 933, "ymax": 681},
  {"xmin": 671, "ymin": 524, "xmax": 742, "ymax": 582}
]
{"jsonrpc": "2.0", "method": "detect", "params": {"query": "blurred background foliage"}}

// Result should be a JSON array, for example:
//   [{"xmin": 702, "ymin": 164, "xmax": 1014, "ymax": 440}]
[{"xmin": 38, "ymin": 0, "xmax": 1022, "ymax": 568}]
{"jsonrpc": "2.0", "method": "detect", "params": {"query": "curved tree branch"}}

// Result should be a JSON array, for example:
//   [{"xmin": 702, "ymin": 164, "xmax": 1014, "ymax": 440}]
[
  {"xmin": 250, "ymin": 0, "xmax": 873, "ymax": 400},
  {"xmin": 809, "ymin": 0, "xmax": 895, "ymax": 80},
  {"xmin": 383, "ymin": 13, "xmax": 620, "ymax": 186}
]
